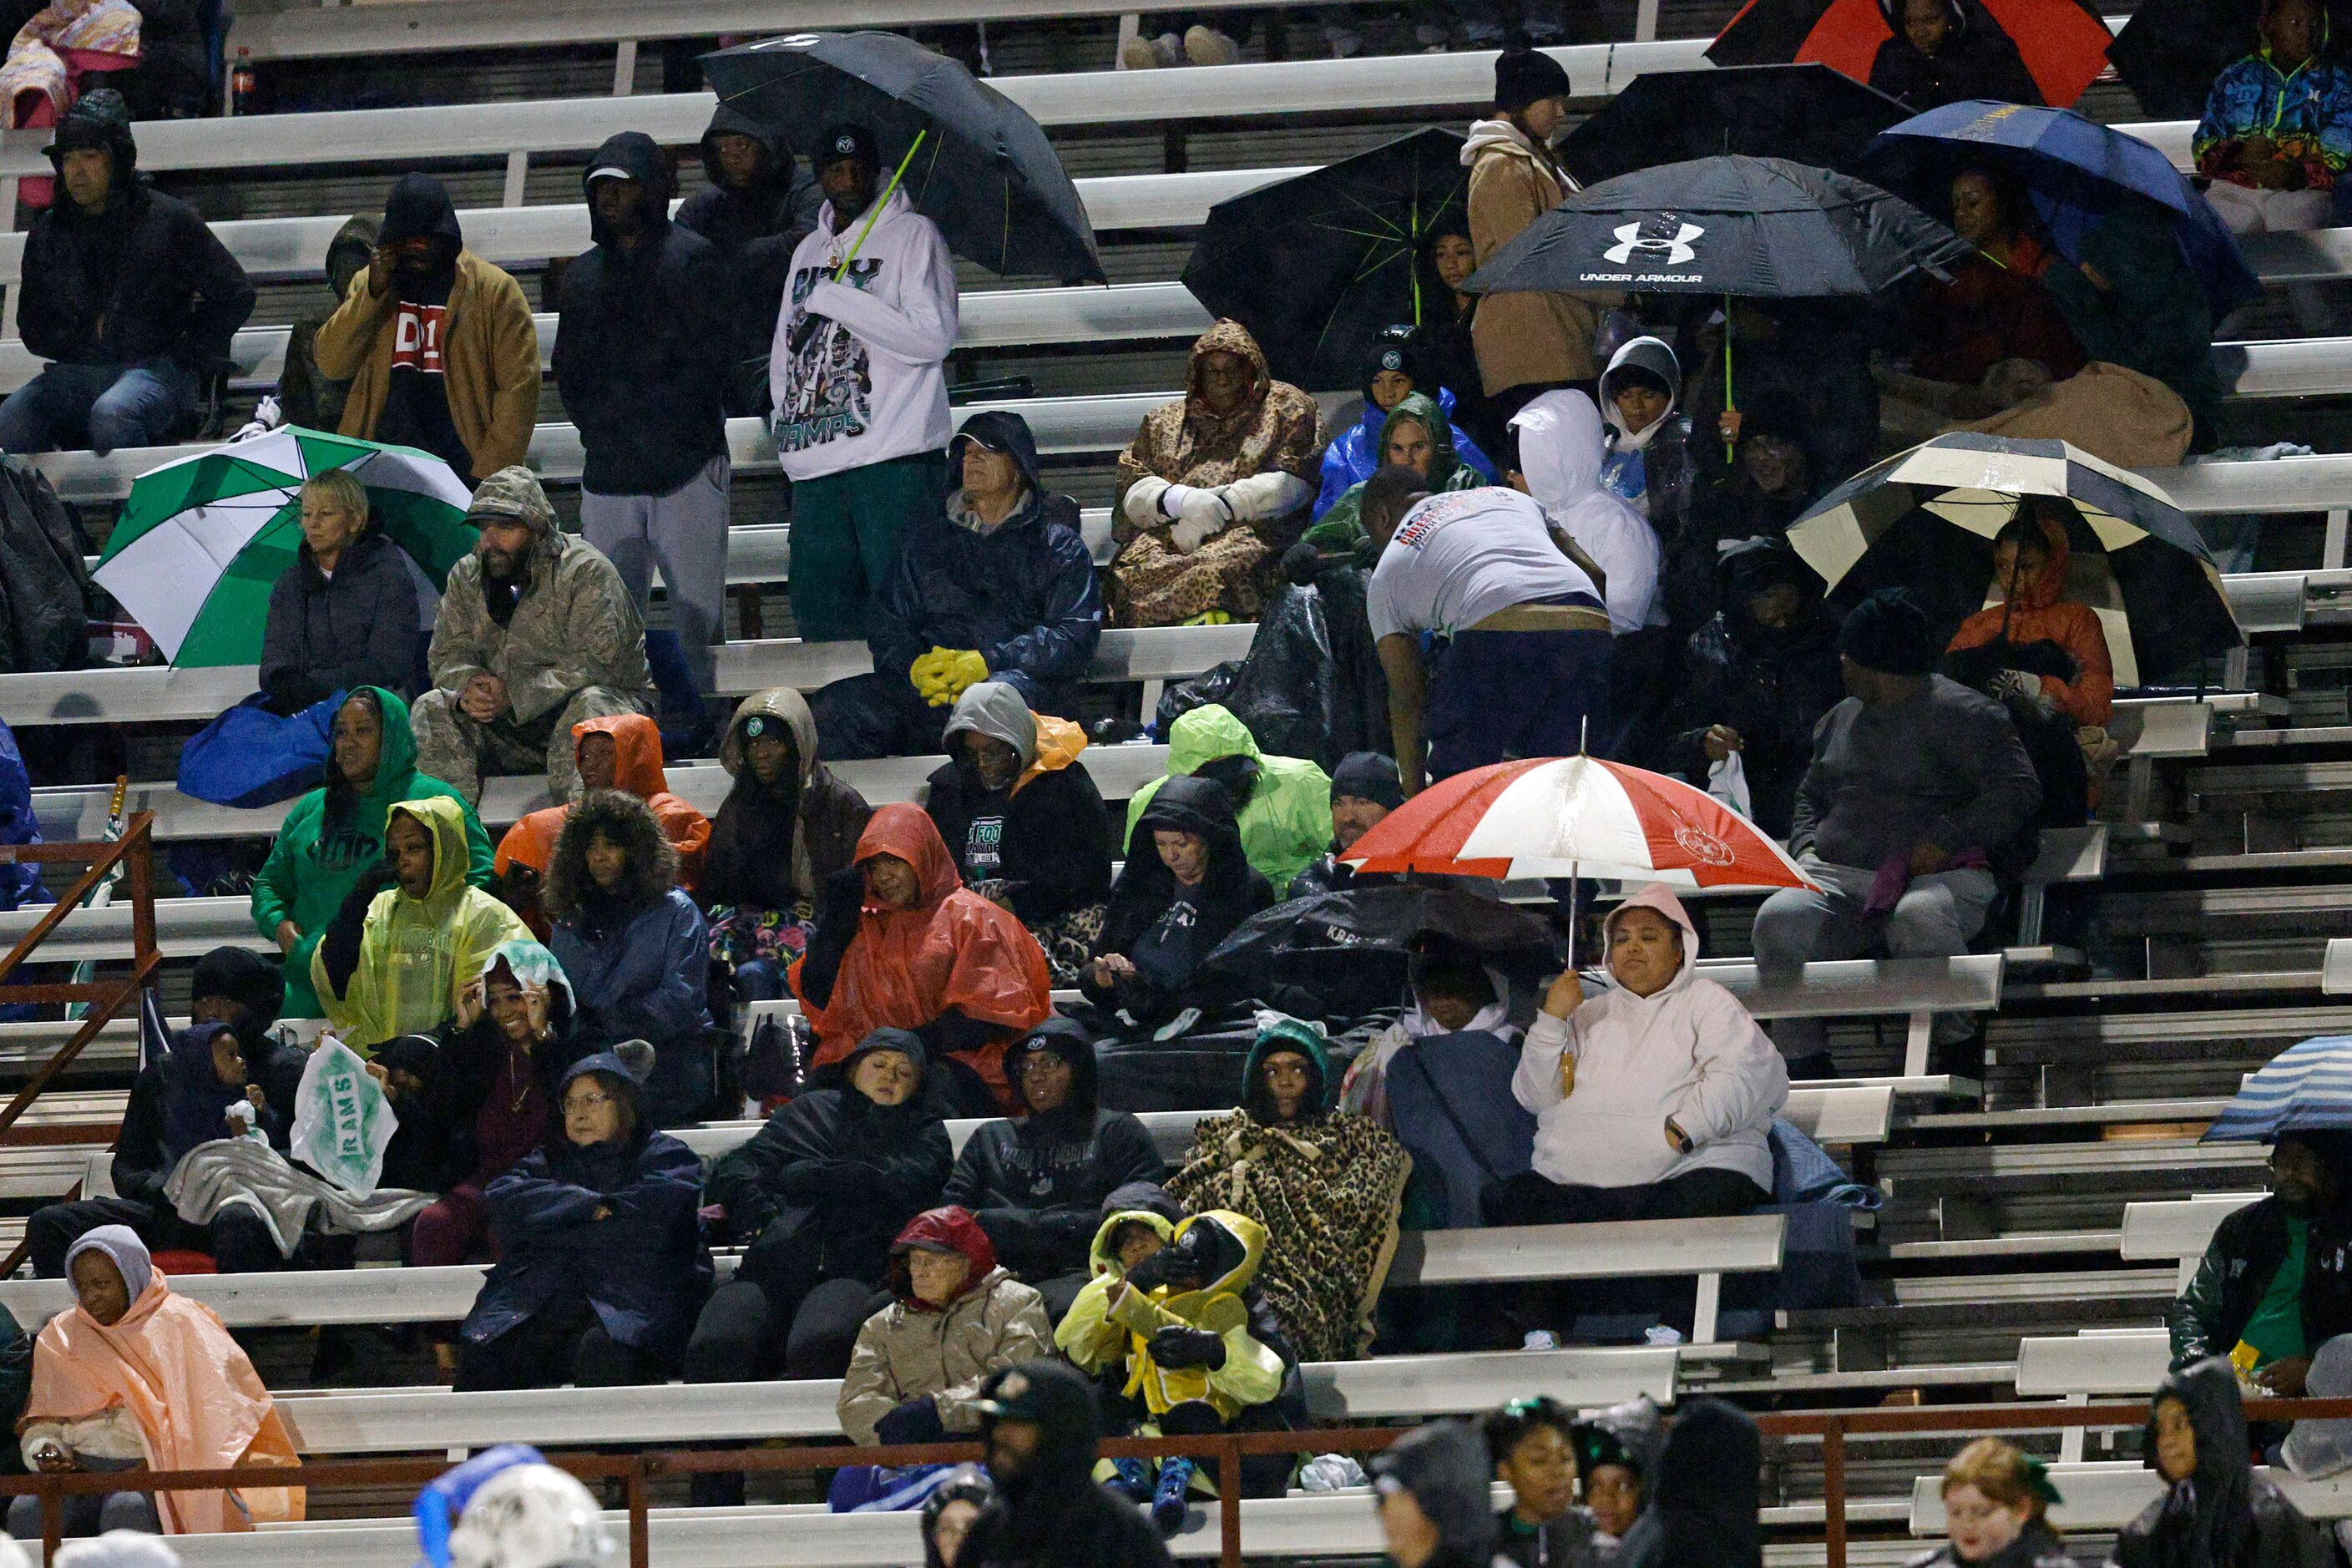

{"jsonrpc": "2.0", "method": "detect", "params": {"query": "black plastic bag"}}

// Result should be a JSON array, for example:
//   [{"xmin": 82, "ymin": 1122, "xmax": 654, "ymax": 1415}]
[{"xmin": 1155, "ymin": 560, "xmax": 1390, "ymax": 771}]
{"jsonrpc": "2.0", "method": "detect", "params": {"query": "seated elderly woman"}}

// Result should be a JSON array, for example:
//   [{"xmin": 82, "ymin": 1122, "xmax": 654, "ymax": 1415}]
[
  {"xmin": 14, "ymin": 1227, "xmax": 300, "ymax": 1541},
  {"xmin": 792, "ymin": 804, "xmax": 1054, "ymax": 1115},
  {"xmin": 544, "ymin": 790, "xmax": 714, "ymax": 1125},
  {"xmin": 1108, "ymin": 320, "xmax": 1327, "ymax": 628},
  {"xmin": 1165, "ymin": 1017, "xmax": 1411, "ymax": 1363},
  {"xmin": 454, "ymin": 1052, "xmax": 711, "ymax": 1392},
  {"xmin": 1084, "ymin": 776, "xmax": 1273, "ymax": 1029},
  {"xmin": 258, "ymin": 467, "xmax": 424, "ymax": 714}
]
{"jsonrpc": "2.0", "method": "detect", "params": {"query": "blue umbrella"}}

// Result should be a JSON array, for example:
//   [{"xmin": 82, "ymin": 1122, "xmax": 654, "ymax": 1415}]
[
  {"xmin": 2203, "ymin": 1035, "xmax": 2352, "ymax": 1143},
  {"xmin": 1855, "ymin": 99, "xmax": 2259, "ymax": 321}
]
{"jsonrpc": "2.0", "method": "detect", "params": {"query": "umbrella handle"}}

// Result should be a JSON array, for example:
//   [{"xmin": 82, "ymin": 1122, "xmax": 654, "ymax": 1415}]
[
  {"xmin": 1722, "ymin": 295, "xmax": 1736, "ymax": 464},
  {"xmin": 832, "ymin": 128, "xmax": 930, "ymax": 282}
]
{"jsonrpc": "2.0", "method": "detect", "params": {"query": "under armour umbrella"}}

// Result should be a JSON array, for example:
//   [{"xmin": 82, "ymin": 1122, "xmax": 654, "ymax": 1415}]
[
  {"xmin": 1560, "ymin": 64, "xmax": 1909, "ymax": 188},
  {"xmin": 1462, "ymin": 154, "xmax": 1970, "ymax": 299}
]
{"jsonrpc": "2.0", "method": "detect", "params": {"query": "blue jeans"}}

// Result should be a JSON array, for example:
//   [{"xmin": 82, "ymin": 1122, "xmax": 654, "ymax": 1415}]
[
  {"xmin": 1424, "ymin": 625, "xmax": 1613, "ymax": 781},
  {"xmin": 0, "ymin": 360, "xmax": 198, "ymax": 455}
]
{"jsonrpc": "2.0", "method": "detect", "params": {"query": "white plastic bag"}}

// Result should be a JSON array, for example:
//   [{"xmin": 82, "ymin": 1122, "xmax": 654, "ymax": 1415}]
[
  {"xmin": 289, "ymin": 1036, "xmax": 399, "ymax": 1195},
  {"xmin": 1707, "ymin": 751, "xmax": 1753, "ymax": 820}
]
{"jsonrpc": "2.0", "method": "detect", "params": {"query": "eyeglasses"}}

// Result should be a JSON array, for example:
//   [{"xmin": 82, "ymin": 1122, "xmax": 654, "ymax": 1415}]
[{"xmin": 563, "ymin": 1091, "xmax": 616, "ymax": 1113}]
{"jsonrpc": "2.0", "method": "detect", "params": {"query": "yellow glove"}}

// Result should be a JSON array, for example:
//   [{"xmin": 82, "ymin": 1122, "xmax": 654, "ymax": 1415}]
[
  {"xmin": 909, "ymin": 647, "xmax": 951, "ymax": 702},
  {"xmin": 937, "ymin": 649, "xmax": 988, "ymax": 704}
]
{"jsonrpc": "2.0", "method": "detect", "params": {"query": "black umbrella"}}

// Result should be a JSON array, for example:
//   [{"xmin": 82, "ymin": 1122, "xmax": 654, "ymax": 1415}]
[
  {"xmin": 701, "ymin": 32, "xmax": 1104, "ymax": 285},
  {"xmin": 1206, "ymin": 883, "xmax": 1555, "ymax": 988},
  {"xmin": 1560, "ymin": 64, "xmax": 1909, "ymax": 188},
  {"xmin": 1464, "ymin": 154, "xmax": 1970, "ymax": 298},
  {"xmin": 1181, "ymin": 126, "xmax": 1469, "ymax": 392},
  {"xmin": 2107, "ymin": 0, "xmax": 2352, "ymax": 119}
]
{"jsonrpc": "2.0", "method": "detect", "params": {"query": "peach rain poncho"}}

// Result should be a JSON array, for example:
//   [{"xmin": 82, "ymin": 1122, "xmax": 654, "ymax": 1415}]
[
  {"xmin": 21, "ymin": 1228, "xmax": 302, "ymax": 1533},
  {"xmin": 493, "ymin": 711, "xmax": 712, "ymax": 892}
]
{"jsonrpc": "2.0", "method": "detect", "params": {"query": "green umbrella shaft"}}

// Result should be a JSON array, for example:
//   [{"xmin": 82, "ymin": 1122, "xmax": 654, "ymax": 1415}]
[
  {"xmin": 1723, "ymin": 294, "xmax": 1736, "ymax": 463},
  {"xmin": 832, "ymin": 128, "xmax": 930, "ymax": 281}
]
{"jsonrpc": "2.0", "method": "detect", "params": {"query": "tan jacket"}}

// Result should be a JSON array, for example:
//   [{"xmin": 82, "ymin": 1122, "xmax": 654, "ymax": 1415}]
[
  {"xmin": 836, "ymin": 1267, "xmax": 1052, "ymax": 1444},
  {"xmin": 1465, "ymin": 121, "xmax": 1614, "ymax": 393},
  {"xmin": 311, "ymin": 249, "xmax": 541, "ymax": 481}
]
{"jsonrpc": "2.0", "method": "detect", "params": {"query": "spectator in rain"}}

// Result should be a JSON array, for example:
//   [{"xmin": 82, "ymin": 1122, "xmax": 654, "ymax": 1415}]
[
  {"xmin": 1166, "ymin": 1016, "xmax": 1411, "ymax": 1363},
  {"xmin": 1651, "ymin": 540, "xmax": 1846, "ymax": 839},
  {"xmin": 1913, "ymin": 1439, "xmax": 2070, "ymax": 1568},
  {"xmin": 2041, "ymin": 206, "xmax": 2223, "ymax": 454},
  {"xmin": 408, "ymin": 467, "xmax": 656, "ymax": 807},
  {"xmin": 278, "ymin": 217, "xmax": 375, "ymax": 434},
  {"xmin": 1493, "ymin": 886, "xmax": 1785, "ymax": 1242},
  {"xmin": 1120, "ymin": 11, "xmax": 1249, "ymax": 67},
  {"xmin": 1371, "ymin": 1419, "xmax": 1504, "ymax": 1568},
  {"xmin": 257, "ymin": 470, "xmax": 424, "ymax": 714},
  {"xmin": 1315, "ymin": 328, "xmax": 1497, "ymax": 520},
  {"xmin": 556, "ymin": 132, "xmax": 734, "ymax": 707},
  {"xmin": 1290, "ymin": 751, "xmax": 1404, "ymax": 898},
  {"xmin": 2167, "ymin": 1130, "xmax": 2352, "ymax": 1390},
  {"xmin": 543, "ymin": 792, "xmax": 713, "ymax": 1127},
  {"xmin": 701, "ymin": 688, "xmax": 873, "ymax": 1003},
  {"xmin": 493, "ymin": 713, "xmax": 711, "ymax": 927},
  {"xmin": 1059, "ymin": 1206, "xmax": 1304, "ymax": 1530},
  {"xmin": 944, "ymin": 1021, "xmax": 1167, "ymax": 1319},
  {"xmin": 1692, "ymin": 400, "xmax": 1821, "ymax": 544},
  {"xmin": 921, "ymin": 1467, "xmax": 994, "ymax": 1568},
  {"xmin": 312, "ymin": 172, "xmax": 539, "ymax": 482},
  {"xmin": 1485, "ymin": 1396, "xmax": 1601, "ymax": 1568},
  {"xmin": 924, "ymin": 683, "xmax": 1115, "ymax": 987},
  {"xmin": 1598, "ymin": 336, "xmax": 1710, "ymax": 635},
  {"xmin": 1306, "ymin": 391, "xmax": 1490, "ymax": 552},
  {"xmin": 1612, "ymin": 1399, "xmax": 1763, "ymax": 1568},
  {"xmin": 312, "ymin": 797, "xmax": 533, "ymax": 1052},
  {"xmin": 1887, "ymin": 171, "xmax": 2082, "ymax": 412},
  {"xmin": 1360, "ymin": 470, "xmax": 1614, "ymax": 795},
  {"xmin": 1126, "ymin": 704, "xmax": 1333, "ymax": 897},
  {"xmin": 1576, "ymin": 1398, "xmax": 1665, "ymax": 1555},
  {"xmin": 1687, "ymin": 301, "xmax": 1875, "ymax": 508},
  {"xmin": 813, "ymin": 409, "xmax": 1105, "ymax": 760},
  {"xmin": 772, "ymin": 122, "xmax": 959, "ymax": 643},
  {"xmin": 1866, "ymin": 0, "xmax": 2041, "ymax": 109},
  {"xmin": 1110, "ymin": 320, "xmax": 1327, "ymax": 627},
  {"xmin": 455, "ymin": 1052, "xmax": 711, "ymax": 1392},
  {"xmin": 14, "ymin": 1227, "xmax": 299, "ymax": 1542},
  {"xmin": 1339, "ymin": 937, "xmax": 1520, "ymax": 1134},
  {"xmin": 1086, "ymin": 776, "xmax": 1275, "ymax": 1026},
  {"xmin": 1749, "ymin": 588, "xmax": 2041, "ymax": 1081},
  {"xmin": 834, "ymin": 1206, "xmax": 1051, "ymax": 1452},
  {"xmin": 2, "ymin": 89, "xmax": 253, "ymax": 456},
  {"xmin": 792, "ymin": 804, "xmax": 1054, "ymax": 1115},
  {"xmin": 2113, "ymin": 1360, "xmax": 2330, "ymax": 1568},
  {"xmin": 250, "ymin": 686, "xmax": 493, "ymax": 1019},
  {"xmin": 675, "ymin": 104, "xmax": 820, "ymax": 417},
  {"xmin": 1464, "ymin": 40, "xmax": 1614, "ymax": 418},
  {"xmin": 686, "ymin": 1029, "xmax": 951, "ymax": 1505},
  {"xmin": 954, "ymin": 1360, "xmax": 1177, "ymax": 1568},
  {"xmin": 1414, "ymin": 224, "xmax": 1497, "ymax": 457}
]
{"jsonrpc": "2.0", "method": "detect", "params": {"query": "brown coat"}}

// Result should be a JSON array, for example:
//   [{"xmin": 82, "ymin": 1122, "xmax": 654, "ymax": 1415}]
[
  {"xmin": 311, "ymin": 249, "xmax": 541, "ymax": 481},
  {"xmin": 1465, "ymin": 124, "xmax": 1613, "ymax": 394}
]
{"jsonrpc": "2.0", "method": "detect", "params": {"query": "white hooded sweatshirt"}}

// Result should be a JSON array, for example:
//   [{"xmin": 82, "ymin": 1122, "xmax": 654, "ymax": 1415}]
[
  {"xmin": 1513, "ymin": 884, "xmax": 1787, "ymax": 1191},
  {"xmin": 1511, "ymin": 389, "xmax": 1662, "ymax": 635},
  {"xmin": 770, "ymin": 187, "xmax": 959, "ymax": 482}
]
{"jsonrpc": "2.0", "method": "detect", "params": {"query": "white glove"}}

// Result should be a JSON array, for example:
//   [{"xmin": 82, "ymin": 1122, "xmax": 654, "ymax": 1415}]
[
  {"xmin": 1990, "ymin": 669, "xmax": 2037, "ymax": 703},
  {"xmin": 1121, "ymin": 475, "xmax": 1173, "ymax": 529},
  {"xmin": 1171, "ymin": 513, "xmax": 1222, "ymax": 554},
  {"xmin": 230, "ymin": 393, "xmax": 282, "ymax": 443},
  {"xmin": 1221, "ymin": 469, "xmax": 1313, "ymax": 522},
  {"xmin": 1174, "ymin": 485, "xmax": 1235, "ymax": 527},
  {"xmin": 1156, "ymin": 482, "xmax": 1203, "ymax": 518}
]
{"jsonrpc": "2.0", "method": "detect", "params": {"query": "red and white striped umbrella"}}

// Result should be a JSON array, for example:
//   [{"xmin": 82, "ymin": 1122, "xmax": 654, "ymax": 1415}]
[{"xmin": 1343, "ymin": 756, "xmax": 1817, "ymax": 889}]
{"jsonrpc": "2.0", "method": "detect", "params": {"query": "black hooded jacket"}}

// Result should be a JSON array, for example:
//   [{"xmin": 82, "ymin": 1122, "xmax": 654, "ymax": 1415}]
[
  {"xmin": 675, "ymin": 104, "xmax": 822, "ymax": 417},
  {"xmin": 1616, "ymin": 1399, "xmax": 1763, "ymax": 1568},
  {"xmin": 258, "ymin": 524, "xmax": 425, "ymax": 711},
  {"xmin": 873, "ymin": 410, "xmax": 1106, "ymax": 711},
  {"xmin": 709, "ymin": 1028, "xmax": 954, "ymax": 1295},
  {"xmin": 1085, "ymin": 776, "xmax": 1276, "ymax": 1018},
  {"xmin": 958, "ymin": 1360, "xmax": 1176, "ymax": 1568},
  {"xmin": 1373, "ymin": 1419, "xmax": 1502, "ymax": 1568},
  {"xmin": 942, "ymin": 1019, "xmax": 1168, "ymax": 1281},
  {"xmin": 553, "ymin": 132, "xmax": 732, "ymax": 496},
  {"xmin": 20, "ymin": 90, "xmax": 255, "ymax": 380},
  {"xmin": 1866, "ymin": 0, "xmax": 2043, "ymax": 109},
  {"xmin": 2114, "ymin": 1360, "xmax": 2331, "ymax": 1568}
]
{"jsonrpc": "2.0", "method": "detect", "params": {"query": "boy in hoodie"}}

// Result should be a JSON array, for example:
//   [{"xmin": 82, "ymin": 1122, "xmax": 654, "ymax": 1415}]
[
  {"xmin": 556, "ymin": 132, "xmax": 736, "ymax": 709},
  {"xmin": 409, "ymin": 467, "xmax": 658, "ymax": 807},
  {"xmin": 313, "ymin": 172, "xmax": 539, "ymax": 482},
  {"xmin": 835, "ymin": 1206, "xmax": 1052, "ymax": 1450},
  {"xmin": 1359, "ymin": 468, "xmax": 1613, "ymax": 792},
  {"xmin": 493, "ymin": 712, "xmax": 714, "ymax": 922},
  {"xmin": 2114, "ymin": 1360, "xmax": 2329, "ymax": 1568},
  {"xmin": 1510, "ymin": 389, "xmax": 1663, "ymax": 642},
  {"xmin": 1057, "ymin": 1206, "xmax": 1302, "ymax": 1530},
  {"xmin": 1596, "ymin": 338, "xmax": 1707, "ymax": 635},
  {"xmin": 1493, "ymin": 884, "xmax": 1787, "ymax": 1236},
  {"xmin": 2197, "ymin": 0, "xmax": 2352, "ymax": 307},
  {"xmin": 311, "ymin": 797, "xmax": 533, "ymax": 1052},
  {"xmin": 675, "ymin": 105, "xmax": 822, "ymax": 417},
  {"xmin": 1316, "ymin": 329, "xmax": 1497, "ymax": 520},
  {"xmin": 946, "ymin": 1022, "xmax": 1166, "ymax": 1318},
  {"xmin": 1124, "ymin": 704, "xmax": 1332, "ymax": 896},
  {"xmin": 772, "ymin": 123, "xmax": 960, "ymax": 644},
  {"xmin": 814, "ymin": 409, "xmax": 1105, "ymax": 759},
  {"xmin": 958, "ymin": 1360, "xmax": 1176, "ymax": 1568},
  {"xmin": 2, "ymin": 89, "xmax": 254, "ymax": 456}
]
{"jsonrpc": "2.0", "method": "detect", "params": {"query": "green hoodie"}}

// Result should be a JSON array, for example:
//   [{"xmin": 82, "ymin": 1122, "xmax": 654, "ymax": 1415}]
[
  {"xmin": 1125, "ymin": 705, "xmax": 1333, "ymax": 897},
  {"xmin": 251, "ymin": 686, "xmax": 496, "ymax": 1018},
  {"xmin": 1302, "ymin": 392, "xmax": 1485, "ymax": 554}
]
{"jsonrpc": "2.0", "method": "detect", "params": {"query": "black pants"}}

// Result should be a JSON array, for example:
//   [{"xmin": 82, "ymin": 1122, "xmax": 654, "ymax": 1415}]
[
  {"xmin": 681, "ymin": 1276, "xmax": 892, "ymax": 1507},
  {"xmin": 1157, "ymin": 1397, "xmax": 1297, "ymax": 1499},
  {"xmin": 1482, "ymin": 1166, "xmax": 1770, "ymax": 1341},
  {"xmin": 28, "ymin": 1196, "xmax": 281, "ymax": 1277},
  {"xmin": 454, "ymin": 1297, "xmax": 660, "ymax": 1393}
]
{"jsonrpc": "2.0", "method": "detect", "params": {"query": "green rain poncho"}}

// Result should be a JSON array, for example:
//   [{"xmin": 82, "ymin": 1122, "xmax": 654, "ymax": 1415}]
[
  {"xmin": 1301, "ymin": 392, "xmax": 1485, "ymax": 554},
  {"xmin": 1125, "ymin": 704, "xmax": 1332, "ymax": 897}
]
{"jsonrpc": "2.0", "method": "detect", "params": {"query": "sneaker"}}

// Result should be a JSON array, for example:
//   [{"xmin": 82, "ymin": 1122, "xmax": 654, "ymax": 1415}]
[
  {"xmin": 1122, "ymin": 30, "xmax": 1181, "ymax": 68},
  {"xmin": 1105, "ymin": 1457, "xmax": 1153, "ymax": 1503},
  {"xmin": 1183, "ymin": 25, "xmax": 1241, "ymax": 65},
  {"xmin": 1522, "ymin": 1329, "xmax": 1560, "ymax": 1351},
  {"xmin": 1152, "ymin": 1455, "xmax": 1197, "ymax": 1536},
  {"xmin": 1181, "ymin": 609, "xmax": 1233, "ymax": 625}
]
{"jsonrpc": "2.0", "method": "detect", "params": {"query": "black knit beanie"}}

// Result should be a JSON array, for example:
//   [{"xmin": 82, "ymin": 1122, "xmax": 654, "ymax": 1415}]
[
  {"xmin": 1495, "ymin": 39, "xmax": 1573, "ymax": 111},
  {"xmin": 1836, "ymin": 587, "xmax": 1938, "ymax": 677}
]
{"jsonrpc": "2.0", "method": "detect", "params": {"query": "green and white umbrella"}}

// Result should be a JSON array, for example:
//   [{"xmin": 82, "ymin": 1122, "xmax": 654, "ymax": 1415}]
[
  {"xmin": 1785, "ymin": 432, "xmax": 2240, "ymax": 687},
  {"xmin": 93, "ymin": 427, "xmax": 477, "ymax": 668}
]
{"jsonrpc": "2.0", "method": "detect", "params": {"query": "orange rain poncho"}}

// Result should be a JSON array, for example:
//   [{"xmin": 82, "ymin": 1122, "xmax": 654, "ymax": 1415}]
[
  {"xmin": 1945, "ymin": 509, "xmax": 2116, "ymax": 726},
  {"xmin": 493, "ymin": 711, "xmax": 711, "ymax": 892},
  {"xmin": 21, "ymin": 1271, "xmax": 303, "ymax": 1533},
  {"xmin": 790, "ymin": 804, "xmax": 1052, "ymax": 1100}
]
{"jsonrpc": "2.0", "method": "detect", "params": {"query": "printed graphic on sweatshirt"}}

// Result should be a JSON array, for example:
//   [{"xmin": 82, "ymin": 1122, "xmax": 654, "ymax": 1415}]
[
  {"xmin": 776, "ymin": 257, "xmax": 883, "ymax": 453},
  {"xmin": 390, "ymin": 302, "xmax": 448, "ymax": 377}
]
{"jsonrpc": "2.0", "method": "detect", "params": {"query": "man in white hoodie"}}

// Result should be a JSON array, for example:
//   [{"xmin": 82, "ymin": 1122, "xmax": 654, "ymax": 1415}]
[
  {"xmin": 771, "ymin": 123, "xmax": 960, "ymax": 644},
  {"xmin": 1490, "ymin": 883, "xmax": 1787, "ymax": 1230}
]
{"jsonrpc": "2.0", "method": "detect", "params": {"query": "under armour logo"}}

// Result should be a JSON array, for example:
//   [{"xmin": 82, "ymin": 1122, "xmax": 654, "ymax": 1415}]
[{"xmin": 1603, "ymin": 219, "xmax": 1704, "ymax": 266}]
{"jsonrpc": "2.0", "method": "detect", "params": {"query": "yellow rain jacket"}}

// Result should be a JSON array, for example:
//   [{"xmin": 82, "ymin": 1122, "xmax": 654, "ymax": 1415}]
[{"xmin": 1055, "ymin": 1207, "xmax": 1285, "ymax": 1421}]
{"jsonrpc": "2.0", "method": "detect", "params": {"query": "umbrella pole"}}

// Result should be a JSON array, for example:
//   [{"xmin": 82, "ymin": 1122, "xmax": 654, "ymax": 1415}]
[
  {"xmin": 832, "ymin": 128, "xmax": 930, "ymax": 282},
  {"xmin": 1722, "ymin": 294, "xmax": 1736, "ymax": 463},
  {"xmin": 1567, "ymin": 863, "xmax": 1580, "ymax": 975}
]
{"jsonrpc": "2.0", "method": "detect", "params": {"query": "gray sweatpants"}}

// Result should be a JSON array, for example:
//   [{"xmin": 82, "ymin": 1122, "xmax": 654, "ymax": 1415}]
[
  {"xmin": 1749, "ymin": 852, "xmax": 2000, "ymax": 1057},
  {"xmin": 579, "ymin": 455, "xmax": 732, "ymax": 691}
]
